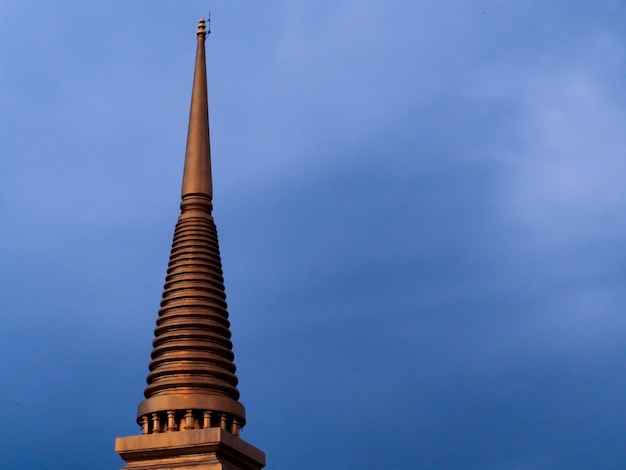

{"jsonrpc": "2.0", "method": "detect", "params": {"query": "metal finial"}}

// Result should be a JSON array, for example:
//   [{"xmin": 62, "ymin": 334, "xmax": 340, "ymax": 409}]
[{"xmin": 197, "ymin": 18, "xmax": 206, "ymax": 36}]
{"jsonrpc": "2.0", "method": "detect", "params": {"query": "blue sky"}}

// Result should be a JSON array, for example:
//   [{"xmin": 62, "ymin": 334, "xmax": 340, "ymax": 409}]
[{"xmin": 1, "ymin": 1, "xmax": 625, "ymax": 469}]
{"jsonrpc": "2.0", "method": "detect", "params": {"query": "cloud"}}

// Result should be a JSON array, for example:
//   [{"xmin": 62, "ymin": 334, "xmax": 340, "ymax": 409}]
[{"xmin": 466, "ymin": 30, "xmax": 626, "ymax": 245}]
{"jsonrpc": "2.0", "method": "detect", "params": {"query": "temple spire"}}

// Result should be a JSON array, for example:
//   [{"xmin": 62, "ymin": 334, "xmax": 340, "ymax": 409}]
[
  {"xmin": 134, "ymin": 17, "xmax": 245, "ymax": 430},
  {"xmin": 115, "ymin": 19, "xmax": 265, "ymax": 469},
  {"xmin": 126, "ymin": 15, "xmax": 246, "ymax": 438},
  {"xmin": 181, "ymin": 18, "xmax": 212, "ymax": 199}
]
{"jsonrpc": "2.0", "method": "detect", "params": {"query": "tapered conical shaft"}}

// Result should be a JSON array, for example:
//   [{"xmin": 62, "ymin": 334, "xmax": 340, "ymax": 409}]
[
  {"xmin": 136, "ymin": 18, "xmax": 245, "ymax": 436},
  {"xmin": 181, "ymin": 18, "xmax": 212, "ymax": 199}
]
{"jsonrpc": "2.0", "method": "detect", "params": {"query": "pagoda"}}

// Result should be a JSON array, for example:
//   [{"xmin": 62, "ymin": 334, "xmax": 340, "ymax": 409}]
[{"xmin": 115, "ymin": 19, "xmax": 266, "ymax": 470}]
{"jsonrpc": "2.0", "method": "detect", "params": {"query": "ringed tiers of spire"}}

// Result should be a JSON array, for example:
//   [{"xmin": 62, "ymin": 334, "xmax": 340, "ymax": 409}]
[{"xmin": 135, "ymin": 18, "xmax": 245, "ymax": 436}]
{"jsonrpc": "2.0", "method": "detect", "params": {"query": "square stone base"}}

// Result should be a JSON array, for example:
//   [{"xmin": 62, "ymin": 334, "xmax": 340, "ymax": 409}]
[{"xmin": 115, "ymin": 427, "xmax": 265, "ymax": 470}]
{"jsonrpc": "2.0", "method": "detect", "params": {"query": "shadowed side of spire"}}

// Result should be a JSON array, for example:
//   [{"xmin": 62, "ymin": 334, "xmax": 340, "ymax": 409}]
[
  {"xmin": 181, "ymin": 19, "xmax": 212, "ymax": 199},
  {"xmin": 135, "ymin": 18, "xmax": 245, "ymax": 436}
]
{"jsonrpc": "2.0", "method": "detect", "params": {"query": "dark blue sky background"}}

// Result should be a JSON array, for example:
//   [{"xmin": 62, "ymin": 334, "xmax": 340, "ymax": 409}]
[{"xmin": 1, "ymin": 1, "xmax": 625, "ymax": 469}]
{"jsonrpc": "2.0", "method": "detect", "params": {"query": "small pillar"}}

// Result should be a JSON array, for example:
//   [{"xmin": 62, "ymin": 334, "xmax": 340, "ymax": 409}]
[
  {"xmin": 167, "ymin": 411, "xmax": 176, "ymax": 431},
  {"xmin": 184, "ymin": 410, "xmax": 194, "ymax": 430},
  {"xmin": 140, "ymin": 415, "xmax": 149, "ymax": 435},
  {"xmin": 151, "ymin": 413, "xmax": 161, "ymax": 434},
  {"xmin": 231, "ymin": 418, "xmax": 240, "ymax": 436},
  {"xmin": 203, "ymin": 411, "xmax": 212, "ymax": 429}
]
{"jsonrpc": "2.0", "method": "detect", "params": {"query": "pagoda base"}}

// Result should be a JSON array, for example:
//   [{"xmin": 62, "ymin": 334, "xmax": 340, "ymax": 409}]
[{"xmin": 115, "ymin": 427, "xmax": 265, "ymax": 470}]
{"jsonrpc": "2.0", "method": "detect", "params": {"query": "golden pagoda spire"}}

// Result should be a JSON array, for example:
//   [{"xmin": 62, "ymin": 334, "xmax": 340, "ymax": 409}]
[
  {"xmin": 116, "ymin": 20, "xmax": 265, "ymax": 469},
  {"xmin": 137, "ymin": 17, "xmax": 244, "ymax": 435}
]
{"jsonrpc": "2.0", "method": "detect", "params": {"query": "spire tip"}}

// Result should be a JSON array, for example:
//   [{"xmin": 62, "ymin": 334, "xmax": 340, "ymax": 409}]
[{"xmin": 197, "ymin": 18, "xmax": 206, "ymax": 37}]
